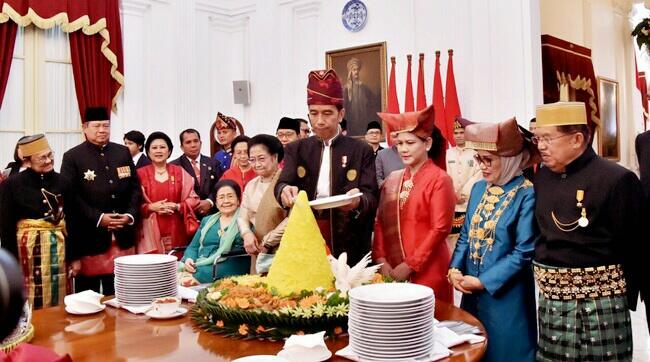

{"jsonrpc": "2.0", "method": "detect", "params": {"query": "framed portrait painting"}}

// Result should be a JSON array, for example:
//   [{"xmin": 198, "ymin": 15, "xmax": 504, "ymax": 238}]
[
  {"xmin": 326, "ymin": 42, "xmax": 387, "ymax": 137},
  {"xmin": 597, "ymin": 77, "xmax": 619, "ymax": 161}
]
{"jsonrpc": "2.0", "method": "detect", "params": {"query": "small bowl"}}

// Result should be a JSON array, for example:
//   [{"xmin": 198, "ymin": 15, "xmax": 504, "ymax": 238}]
[{"xmin": 151, "ymin": 297, "xmax": 181, "ymax": 315}]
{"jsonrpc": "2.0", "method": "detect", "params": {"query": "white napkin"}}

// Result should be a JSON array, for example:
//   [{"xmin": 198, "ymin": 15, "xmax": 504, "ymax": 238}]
[
  {"xmin": 277, "ymin": 331, "xmax": 332, "ymax": 362},
  {"xmin": 64, "ymin": 290, "xmax": 104, "ymax": 313},
  {"xmin": 433, "ymin": 326, "xmax": 485, "ymax": 348},
  {"xmin": 103, "ymin": 297, "xmax": 152, "ymax": 314},
  {"xmin": 335, "ymin": 341, "xmax": 451, "ymax": 362},
  {"xmin": 178, "ymin": 285, "xmax": 199, "ymax": 303}
]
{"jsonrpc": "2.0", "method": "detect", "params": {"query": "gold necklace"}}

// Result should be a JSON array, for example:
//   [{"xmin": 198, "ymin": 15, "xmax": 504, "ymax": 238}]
[
  {"xmin": 468, "ymin": 179, "xmax": 531, "ymax": 264},
  {"xmin": 398, "ymin": 164, "xmax": 425, "ymax": 209}
]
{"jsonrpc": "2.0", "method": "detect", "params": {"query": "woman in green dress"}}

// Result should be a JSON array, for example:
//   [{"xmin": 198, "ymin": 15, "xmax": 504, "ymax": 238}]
[{"xmin": 180, "ymin": 180, "xmax": 249, "ymax": 284}]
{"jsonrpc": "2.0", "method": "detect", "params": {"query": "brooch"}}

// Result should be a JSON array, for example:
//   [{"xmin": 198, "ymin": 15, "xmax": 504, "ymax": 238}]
[{"xmin": 84, "ymin": 169, "xmax": 96, "ymax": 181}]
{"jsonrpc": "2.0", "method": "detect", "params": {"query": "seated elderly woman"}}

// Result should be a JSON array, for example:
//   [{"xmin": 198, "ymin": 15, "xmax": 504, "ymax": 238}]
[
  {"xmin": 448, "ymin": 118, "xmax": 540, "ymax": 362},
  {"xmin": 179, "ymin": 180, "xmax": 249, "ymax": 284},
  {"xmin": 237, "ymin": 135, "xmax": 288, "ymax": 274}
]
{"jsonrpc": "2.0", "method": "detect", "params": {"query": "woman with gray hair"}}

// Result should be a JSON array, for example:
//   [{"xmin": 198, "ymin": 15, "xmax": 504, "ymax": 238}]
[{"xmin": 448, "ymin": 118, "xmax": 540, "ymax": 362}]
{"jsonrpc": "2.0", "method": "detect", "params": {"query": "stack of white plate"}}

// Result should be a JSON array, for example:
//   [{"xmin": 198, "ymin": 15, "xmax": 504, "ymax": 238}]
[
  {"xmin": 114, "ymin": 254, "xmax": 178, "ymax": 306},
  {"xmin": 348, "ymin": 283, "xmax": 435, "ymax": 361}
]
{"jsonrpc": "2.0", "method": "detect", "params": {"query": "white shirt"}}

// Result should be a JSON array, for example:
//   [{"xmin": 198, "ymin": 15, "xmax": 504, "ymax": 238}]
[
  {"xmin": 316, "ymin": 131, "xmax": 340, "ymax": 199},
  {"xmin": 132, "ymin": 152, "xmax": 144, "ymax": 165},
  {"xmin": 446, "ymin": 146, "xmax": 481, "ymax": 212}
]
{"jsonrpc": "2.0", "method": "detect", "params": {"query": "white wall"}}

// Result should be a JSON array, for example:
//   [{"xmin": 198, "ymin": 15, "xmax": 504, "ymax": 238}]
[
  {"xmin": 114, "ymin": 0, "xmax": 543, "ymax": 158},
  {"xmin": 540, "ymin": 0, "xmax": 643, "ymax": 170}
]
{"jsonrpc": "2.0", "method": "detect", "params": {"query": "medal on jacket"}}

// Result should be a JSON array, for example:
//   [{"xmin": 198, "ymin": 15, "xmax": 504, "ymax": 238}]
[
  {"xmin": 84, "ymin": 169, "xmax": 96, "ymax": 181},
  {"xmin": 551, "ymin": 189, "xmax": 589, "ymax": 231},
  {"xmin": 341, "ymin": 155, "xmax": 348, "ymax": 168}
]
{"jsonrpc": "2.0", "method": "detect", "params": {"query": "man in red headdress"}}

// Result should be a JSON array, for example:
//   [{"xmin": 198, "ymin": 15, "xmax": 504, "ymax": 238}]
[{"xmin": 274, "ymin": 69, "xmax": 378, "ymax": 266}]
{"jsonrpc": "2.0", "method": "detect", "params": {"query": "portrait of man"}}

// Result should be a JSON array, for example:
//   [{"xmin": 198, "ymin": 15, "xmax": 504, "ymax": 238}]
[{"xmin": 327, "ymin": 42, "xmax": 386, "ymax": 137}]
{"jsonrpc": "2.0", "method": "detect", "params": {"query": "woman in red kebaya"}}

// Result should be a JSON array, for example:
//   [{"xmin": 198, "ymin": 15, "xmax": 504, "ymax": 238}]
[
  {"xmin": 137, "ymin": 132, "xmax": 200, "ymax": 253},
  {"xmin": 373, "ymin": 105, "xmax": 455, "ymax": 303}
]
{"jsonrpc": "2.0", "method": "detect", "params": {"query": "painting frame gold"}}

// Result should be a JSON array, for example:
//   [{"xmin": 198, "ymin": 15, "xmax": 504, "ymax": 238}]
[
  {"xmin": 597, "ymin": 76, "xmax": 620, "ymax": 161},
  {"xmin": 326, "ymin": 42, "xmax": 387, "ymax": 138}
]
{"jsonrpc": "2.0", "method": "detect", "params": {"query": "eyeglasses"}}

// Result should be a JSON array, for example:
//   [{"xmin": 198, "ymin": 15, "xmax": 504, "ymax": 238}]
[
  {"xmin": 33, "ymin": 152, "xmax": 55, "ymax": 164},
  {"xmin": 531, "ymin": 133, "xmax": 574, "ymax": 145},
  {"xmin": 366, "ymin": 130, "xmax": 381, "ymax": 136},
  {"xmin": 248, "ymin": 156, "xmax": 269, "ymax": 164},
  {"xmin": 473, "ymin": 154, "xmax": 493, "ymax": 167},
  {"xmin": 276, "ymin": 131, "xmax": 297, "ymax": 139}
]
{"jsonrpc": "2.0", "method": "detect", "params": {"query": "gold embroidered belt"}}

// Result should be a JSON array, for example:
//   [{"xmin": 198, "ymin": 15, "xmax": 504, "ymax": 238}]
[{"xmin": 533, "ymin": 262, "xmax": 626, "ymax": 301}]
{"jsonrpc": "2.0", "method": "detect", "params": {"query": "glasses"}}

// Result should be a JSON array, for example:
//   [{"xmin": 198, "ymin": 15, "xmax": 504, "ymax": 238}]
[
  {"xmin": 473, "ymin": 154, "xmax": 493, "ymax": 167},
  {"xmin": 276, "ymin": 131, "xmax": 297, "ymax": 139},
  {"xmin": 366, "ymin": 130, "xmax": 381, "ymax": 136},
  {"xmin": 531, "ymin": 133, "xmax": 574, "ymax": 145},
  {"xmin": 33, "ymin": 152, "xmax": 55, "ymax": 164},
  {"xmin": 248, "ymin": 156, "xmax": 269, "ymax": 164}
]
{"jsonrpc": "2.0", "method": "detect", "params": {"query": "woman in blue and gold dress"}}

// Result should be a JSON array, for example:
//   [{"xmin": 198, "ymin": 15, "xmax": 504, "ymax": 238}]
[{"xmin": 448, "ymin": 118, "xmax": 539, "ymax": 362}]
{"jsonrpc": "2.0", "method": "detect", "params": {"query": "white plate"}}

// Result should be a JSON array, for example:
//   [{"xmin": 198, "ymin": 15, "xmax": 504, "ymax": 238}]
[
  {"xmin": 349, "ymin": 283, "xmax": 433, "ymax": 304},
  {"xmin": 65, "ymin": 304, "xmax": 106, "ymax": 315},
  {"xmin": 114, "ymin": 254, "xmax": 177, "ymax": 265},
  {"xmin": 308, "ymin": 192, "xmax": 363, "ymax": 210},
  {"xmin": 232, "ymin": 356, "xmax": 289, "ymax": 362},
  {"xmin": 145, "ymin": 307, "xmax": 188, "ymax": 319},
  {"xmin": 277, "ymin": 347, "xmax": 332, "ymax": 362}
]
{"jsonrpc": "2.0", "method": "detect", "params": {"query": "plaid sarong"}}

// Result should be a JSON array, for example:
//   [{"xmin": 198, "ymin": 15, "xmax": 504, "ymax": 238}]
[{"xmin": 536, "ymin": 293, "xmax": 633, "ymax": 361}]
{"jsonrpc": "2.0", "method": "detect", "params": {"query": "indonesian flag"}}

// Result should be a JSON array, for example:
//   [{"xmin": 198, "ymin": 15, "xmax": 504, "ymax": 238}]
[
  {"xmin": 404, "ymin": 54, "xmax": 415, "ymax": 112},
  {"xmin": 433, "ymin": 51, "xmax": 448, "ymax": 146},
  {"xmin": 444, "ymin": 49, "xmax": 461, "ymax": 147},
  {"xmin": 416, "ymin": 53, "xmax": 427, "ymax": 110},
  {"xmin": 385, "ymin": 57, "xmax": 401, "ymax": 146},
  {"xmin": 636, "ymin": 59, "xmax": 648, "ymax": 130}
]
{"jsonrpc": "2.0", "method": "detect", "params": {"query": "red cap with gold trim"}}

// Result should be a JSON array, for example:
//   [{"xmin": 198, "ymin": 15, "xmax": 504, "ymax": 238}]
[
  {"xmin": 377, "ymin": 104, "xmax": 436, "ymax": 139},
  {"xmin": 307, "ymin": 69, "xmax": 343, "ymax": 107}
]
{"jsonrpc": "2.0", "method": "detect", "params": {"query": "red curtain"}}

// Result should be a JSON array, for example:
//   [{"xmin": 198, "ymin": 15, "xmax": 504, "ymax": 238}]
[
  {"xmin": 541, "ymin": 34, "xmax": 600, "ymax": 134},
  {"xmin": 0, "ymin": 0, "xmax": 124, "ymax": 121},
  {"xmin": 0, "ymin": 21, "xmax": 17, "ymax": 109}
]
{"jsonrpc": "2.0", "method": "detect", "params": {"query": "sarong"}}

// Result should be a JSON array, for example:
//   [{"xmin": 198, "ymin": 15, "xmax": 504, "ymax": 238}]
[{"xmin": 16, "ymin": 219, "xmax": 67, "ymax": 310}]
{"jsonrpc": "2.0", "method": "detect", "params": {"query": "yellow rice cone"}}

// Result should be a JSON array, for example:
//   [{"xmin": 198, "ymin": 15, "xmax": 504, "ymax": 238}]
[{"xmin": 266, "ymin": 191, "xmax": 334, "ymax": 295}]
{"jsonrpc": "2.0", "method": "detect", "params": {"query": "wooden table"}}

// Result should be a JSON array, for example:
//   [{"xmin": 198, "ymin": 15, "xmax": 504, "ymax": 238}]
[{"xmin": 30, "ymin": 300, "xmax": 486, "ymax": 361}]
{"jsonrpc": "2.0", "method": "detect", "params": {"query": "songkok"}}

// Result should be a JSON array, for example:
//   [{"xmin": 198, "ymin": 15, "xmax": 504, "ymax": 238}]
[
  {"xmin": 307, "ymin": 69, "xmax": 343, "ymax": 107},
  {"xmin": 454, "ymin": 117, "xmax": 474, "ymax": 129},
  {"xmin": 18, "ymin": 134, "xmax": 50, "ymax": 157},
  {"xmin": 277, "ymin": 117, "xmax": 300, "ymax": 134},
  {"xmin": 366, "ymin": 121, "xmax": 381, "ymax": 131},
  {"xmin": 85, "ymin": 107, "xmax": 109, "ymax": 122},
  {"xmin": 377, "ymin": 104, "xmax": 436, "ymax": 139},
  {"xmin": 535, "ymin": 102, "xmax": 587, "ymax": 127},
  {"xmin": 215, "ymin": 112, "xmax": 237, "ymax": 130}
]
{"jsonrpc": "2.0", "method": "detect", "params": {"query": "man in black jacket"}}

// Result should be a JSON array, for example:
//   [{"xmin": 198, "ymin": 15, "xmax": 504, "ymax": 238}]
[
  {"xmin": 635, "ymin": 130, "xmax": 650, "ymax": 332},
  {"xmin": 171, "ymin": 129, "xmax": 223, "ymax": 217},
  {"xmin": 61, "ymin": 107, "xmax": 142, "ymax": 294}
]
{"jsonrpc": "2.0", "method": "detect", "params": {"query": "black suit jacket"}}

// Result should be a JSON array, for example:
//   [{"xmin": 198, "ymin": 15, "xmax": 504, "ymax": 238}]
[
  {"xmin": 171, "ymin": 154, "xmax": 222, "ymax": 201},
  {"xmin": 60, "ymin": 141, "xmax": 142, "ymax": 259},
  {"xmin": 134, "ymin": 154, "xmax": 151, "ymax": 169},
  {"xmin": 635, "ymin": 131, "xmax": 650, "ymax": 330}
]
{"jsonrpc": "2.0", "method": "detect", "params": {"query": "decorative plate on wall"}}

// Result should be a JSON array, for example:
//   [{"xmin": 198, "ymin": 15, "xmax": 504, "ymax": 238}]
[{"xmin": 342, "ymin": 0, "xmax": 368, "ymax": 32}]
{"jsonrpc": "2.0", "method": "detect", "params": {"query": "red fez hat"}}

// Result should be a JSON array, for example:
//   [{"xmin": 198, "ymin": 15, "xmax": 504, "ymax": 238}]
[
  {"xmin": 307, "ymin": 69, "xmax": 343, "ymax": 107},
  {"xmin": 377, "ymin": 104, "xmax": 437, "ymax": 139}
]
